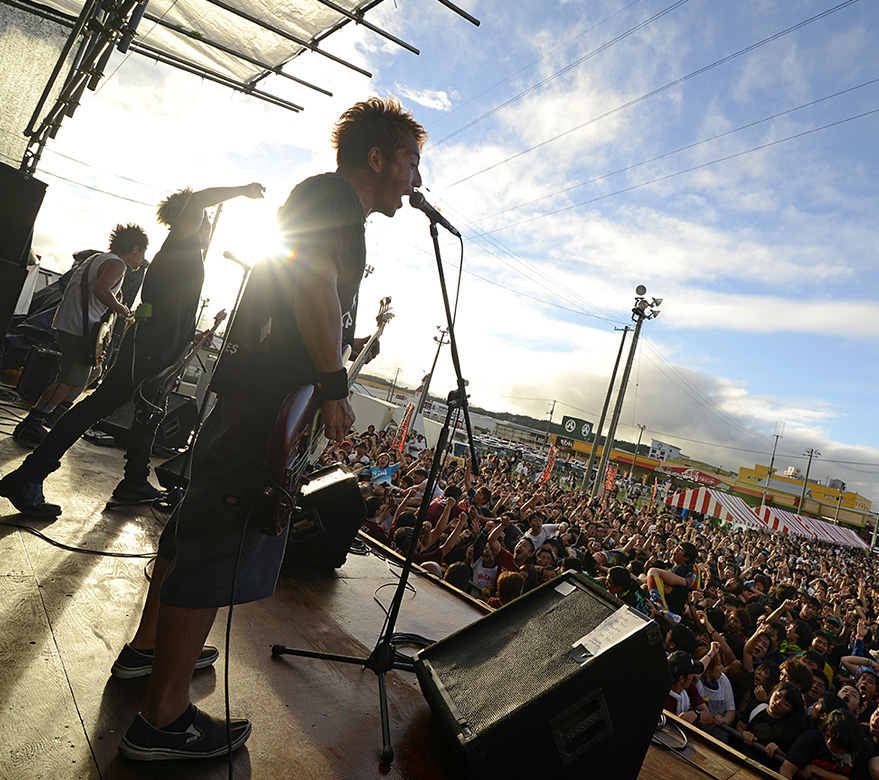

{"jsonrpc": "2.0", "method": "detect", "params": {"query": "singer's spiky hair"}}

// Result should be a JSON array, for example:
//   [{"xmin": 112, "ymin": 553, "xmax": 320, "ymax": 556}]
[
  {"xmin": 332, "ymin": 97, "xmax": 426, "ymax": 168},
  {"xmin": 156, "ymin": 188, "xmax": 193, "ymax": 227},
  {"xmin": 108, "ymin": 223, "xmax": 148, "ymax": 255}
]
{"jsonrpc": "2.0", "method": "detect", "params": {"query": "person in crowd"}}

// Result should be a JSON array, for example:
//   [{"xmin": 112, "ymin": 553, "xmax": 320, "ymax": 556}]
[
  {"xmin": 780, "ymin": 708, "xmax": 874, "ymax": 780},
  {"xmin": 736, "ymin": 682, "xmax": 807, "ymax": 764}
]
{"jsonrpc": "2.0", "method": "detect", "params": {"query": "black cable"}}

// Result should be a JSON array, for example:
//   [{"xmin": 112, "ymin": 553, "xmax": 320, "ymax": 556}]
[
  {"xmin": 223, "ymin": 500, "xmax": 254, "ymax": 780},
  {"xmin": 0, "ymin": 520, "xmax": 156, "ymax": 557}
]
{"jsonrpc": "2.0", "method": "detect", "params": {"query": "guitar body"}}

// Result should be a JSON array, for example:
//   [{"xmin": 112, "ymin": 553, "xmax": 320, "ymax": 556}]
[
  {"xmin": 259, "ymin": 383, "xmax": 322, "ymax": 536},
  {"xmin": 259, "ymin": 297, "xmax": 393, "ymax": 537},
  {"xmin": 92, "ymin": 310, "xmax": 116, "ymax": 367}
]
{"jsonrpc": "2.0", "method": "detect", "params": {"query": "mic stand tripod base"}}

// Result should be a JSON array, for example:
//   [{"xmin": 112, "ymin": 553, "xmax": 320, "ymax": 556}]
[{"xmin": 270, "ymin": 394, "xmax": 464, "ymax": 767}]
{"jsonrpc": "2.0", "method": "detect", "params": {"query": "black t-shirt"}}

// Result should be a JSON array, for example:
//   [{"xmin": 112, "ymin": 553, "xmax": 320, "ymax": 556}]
[
  {"xmin": 211, "ymin": 173, "xmax": 365, "ymax": 397},
  {"xmin": 746, "ymin": 705, "xmax": 805, "ymax": 753},
  {"xmin": 666, "ymin": 564, "xmax": 693, "ymax": 614},
  {"xmin": 137, "ymin": 230, "xmax": 204, "ymax": 366},
  {"xmin": 786, "ymin": 729, "xmax": 873, "ymax": 778}
]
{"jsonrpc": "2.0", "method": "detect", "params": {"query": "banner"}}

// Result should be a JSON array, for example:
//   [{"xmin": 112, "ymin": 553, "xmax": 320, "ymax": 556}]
[
  {"xmin": 392, "ymin": 404, "xmax": 415, "ymax": 453},
  {"xmin": 605, "ymin": 463, "xmax": 618, "ymax": 493},
  {"xmin": 541, "ymin": 445, "xmax": 558, "ymax": 484}
]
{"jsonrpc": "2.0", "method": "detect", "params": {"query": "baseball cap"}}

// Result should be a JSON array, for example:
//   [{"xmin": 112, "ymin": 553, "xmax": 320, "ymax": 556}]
[{"xmin": 668, "ymin": 650, "xmax": 704, "ymax": 680}]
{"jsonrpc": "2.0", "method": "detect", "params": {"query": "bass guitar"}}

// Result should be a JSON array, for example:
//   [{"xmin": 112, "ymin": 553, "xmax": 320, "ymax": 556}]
[
  {"xmin": 133, "ymin": 309, "xmax": 227, "ymax": 426},
  {"xmin": 259, "ymin": 297, "xmax": 393, "ymax": 536}
]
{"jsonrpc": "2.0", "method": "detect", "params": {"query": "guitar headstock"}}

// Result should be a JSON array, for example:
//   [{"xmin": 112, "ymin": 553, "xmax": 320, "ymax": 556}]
[
  {"xmin": 211, "ymin": 309, "xmax": 228, "ymax": 330},
  {"xmin": 376, "ymin": 296, "xmax": 394, "ymax": 326}
]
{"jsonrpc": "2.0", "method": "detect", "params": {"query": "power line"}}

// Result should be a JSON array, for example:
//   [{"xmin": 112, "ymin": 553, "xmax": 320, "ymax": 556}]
[
  {"xmin": 427, "ymin": 0, "xmax": 690, "ymax": 149},
  {"xmin": 468, "ymin": 77, "xmax": 879, "ymax": 226},
  {"xmin": 426, "ymin": 0, "xmax": 646, "ymax": 130},
  {"xmin": 37, "ymin": 169, "xmax": 155, "ymax": 206},
  {"xmin": 478, "ymin": 107, "xmax": 879, "ymax": 236},
  {"xmin": 445, "ymin": 0, "xmax": 862, "ymax": 189}
]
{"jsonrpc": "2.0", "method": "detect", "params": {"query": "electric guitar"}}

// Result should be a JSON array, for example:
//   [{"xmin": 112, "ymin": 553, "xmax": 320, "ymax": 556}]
[
  {"xmin": 259, "ymin": 297, "xmax": 393, "ymax": 536},
  {"xmin": 133, "ymin": 309, "xmax": 227, "ymax": 426}
]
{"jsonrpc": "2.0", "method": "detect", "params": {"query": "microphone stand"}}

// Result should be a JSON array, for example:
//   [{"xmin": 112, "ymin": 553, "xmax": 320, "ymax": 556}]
[{"xmin": 272, "ymin": 220, "xmax": 480, "ymax": 766}]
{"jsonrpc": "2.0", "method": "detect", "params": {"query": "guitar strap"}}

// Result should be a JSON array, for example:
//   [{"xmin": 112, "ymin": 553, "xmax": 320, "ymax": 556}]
[{"xmin": 79, "ymin": 253, "xmax": 100, "ymax": 344}]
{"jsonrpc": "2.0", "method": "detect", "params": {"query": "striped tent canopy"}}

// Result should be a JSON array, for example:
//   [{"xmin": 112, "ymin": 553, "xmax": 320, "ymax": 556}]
[
  {"xmin": 754, "ymin": 506, "xmax": 814, "ymax": 538},
  {"xmin": 666, "ymin": 487, "xmax": 767, "ymax": 530},
  {"xmin": 757, "ymin": 506, "xmax": 868, "ymax": 549}
]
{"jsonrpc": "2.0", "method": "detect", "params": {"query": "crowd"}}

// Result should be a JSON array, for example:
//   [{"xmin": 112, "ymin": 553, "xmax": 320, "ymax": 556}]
[{"xmin": 329, "ymin": 426, "xmax": 879, "ymax": 779}]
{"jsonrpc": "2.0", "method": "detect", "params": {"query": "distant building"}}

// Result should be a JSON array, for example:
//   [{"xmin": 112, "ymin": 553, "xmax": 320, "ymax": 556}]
[{"xmin": 649, "ymin": 440, "xmax": 681, "ymax": 462}]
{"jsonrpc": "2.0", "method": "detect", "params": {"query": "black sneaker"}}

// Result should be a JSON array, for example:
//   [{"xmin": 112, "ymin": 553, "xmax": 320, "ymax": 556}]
[
  {"xmin": 119, "ymin": 704, "xmax": 251, "ymax": 761},
  {"xmin": 111, "ymin": 643, "xmax": 219, "ymax": 679},
  {"xmin": 112, "ymin": 479, "xmax": 163, "ymax": 501},
  {"xmin": 13, "ymin": 416, "xmax": 48, "ymax": 449},
  {"xmin": 0, "ymin": 472, "xmax": 62, "ymax": 518}
]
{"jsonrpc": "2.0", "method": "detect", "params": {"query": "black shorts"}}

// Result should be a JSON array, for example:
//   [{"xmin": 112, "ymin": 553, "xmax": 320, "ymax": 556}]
[{"xmin": 160, "ymin": 392, "xmax": 289, "ymax": 608}]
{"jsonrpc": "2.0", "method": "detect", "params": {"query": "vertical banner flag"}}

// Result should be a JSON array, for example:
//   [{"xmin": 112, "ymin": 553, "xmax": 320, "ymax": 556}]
[
  {"xmin": 393, "ymin": 404, "xmax": 415, "ymax": 453},
  {"xmin": 605, "ymin": 463, "xmax": 618, "ymax": 494},
  {"xmin": 541, "ymin": 445, "xmax": 558, "ymax": 484}
]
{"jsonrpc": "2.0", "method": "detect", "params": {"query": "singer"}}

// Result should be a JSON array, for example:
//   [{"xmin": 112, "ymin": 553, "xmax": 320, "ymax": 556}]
[
  {"xmin": 113, "ymin": 98, "xmax": 426, "ymax": 761},
  {"xmin": 0, "ymin": 183, "xmax": 264, "ymax": 517}
]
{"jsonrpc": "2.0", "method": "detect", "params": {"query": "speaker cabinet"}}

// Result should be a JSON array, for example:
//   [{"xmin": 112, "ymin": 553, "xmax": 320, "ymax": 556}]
[
  {"xmin": 93, "ymin": 393, "xmax": 198, "ymax": 452},
  {"xmin": 0, "ymin": 163, "xmax": 46, "ymax": 340},
  {"xmin": 413, "ymin": 572, "xmax": 670, "ymax": 780},
  {"xmin": 17, "ymin": 345, "xmax": 61, "ymax": 403},
  {"xmin": 282, "ymin": 464, "xmax": 366, "ymax": 570}
]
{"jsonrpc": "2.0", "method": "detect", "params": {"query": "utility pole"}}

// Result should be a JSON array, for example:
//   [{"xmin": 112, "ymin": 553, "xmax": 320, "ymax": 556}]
[
  {"xmin": 544, "ymin": 399, "xmax": 557, "ymax": 448},
  {"xmin": 630, "ymin": 423, "xmax": 646, "ymax": 479},
  {"xmin": 415, "ymin": 327, "xmax": 449, "ymax": 415},
  {"xmin": 760, "ymin": 421, "xmax": 785, "ymax": 507},
  {"xmin": 386, "ymin": 367, "xmax": 401, "ymax": 402},
  {"xmin": 798, "ymin": 448, "xmax": 820, "ymax": 513},
  {"xmin": 593, "ymin": 286, "xmax": 662, "ymax": 499},
  {"xmin": 582, "ymin": 326, "xmax": 629, "ymax": 493}
]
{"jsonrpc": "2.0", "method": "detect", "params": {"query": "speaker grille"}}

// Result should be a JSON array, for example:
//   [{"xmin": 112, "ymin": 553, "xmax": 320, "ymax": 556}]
[{"xmin": 425, "ymin": 580, "xmax": 615, "ymax": 734}]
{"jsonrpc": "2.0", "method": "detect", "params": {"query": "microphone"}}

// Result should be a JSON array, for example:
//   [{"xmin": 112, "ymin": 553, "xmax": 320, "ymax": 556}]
[
  {"xmin": 409, "ymin": 192, "xmax": 461, "ymax": 237},
  {"xmin": 223, "ymin": 250, "xmax": 252, "ymax": 270}
]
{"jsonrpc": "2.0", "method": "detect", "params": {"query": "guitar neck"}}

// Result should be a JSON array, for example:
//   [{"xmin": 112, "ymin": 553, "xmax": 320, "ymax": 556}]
[{"xmin": 346, "ymin": 323, "xmax": 386, "ymax": 389}]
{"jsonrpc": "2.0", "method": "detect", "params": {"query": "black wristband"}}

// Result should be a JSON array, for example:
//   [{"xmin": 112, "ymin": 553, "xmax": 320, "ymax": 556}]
[{"xmin": 316, "ymin": 369, "xmax": 348, "ymax": 400}]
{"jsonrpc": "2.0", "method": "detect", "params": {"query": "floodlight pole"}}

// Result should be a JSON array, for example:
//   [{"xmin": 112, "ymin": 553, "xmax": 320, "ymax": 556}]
[
  {"xmin": 592, "ymin": 287, "xmax": 662, "ymax": 500},
  {"xmin": 798, "ymin": 448, "xmax": 820, "ymax": 513},
  {"xmin": 834, "ymin": 482, "xmax": 846, "ymax": 524}
]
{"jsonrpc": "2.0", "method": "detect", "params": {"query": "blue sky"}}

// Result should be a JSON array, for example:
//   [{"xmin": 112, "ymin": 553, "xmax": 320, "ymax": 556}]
[{"xmin": 26, "ymin": 0, "xmax": 879, "ymax": 503}]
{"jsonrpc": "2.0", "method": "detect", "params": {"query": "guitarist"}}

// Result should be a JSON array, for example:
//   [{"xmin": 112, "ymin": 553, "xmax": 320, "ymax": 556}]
[
  {"xmin": 0, "ymin": 182, "xmax": 264, "ymax": 516},
  {"xmin": 113, "ymin": 98, "xmax": 426, "ymax": 762},
  {"xmin": 12, "ymin": 223, "xmax": 148, "ymax": 448}
]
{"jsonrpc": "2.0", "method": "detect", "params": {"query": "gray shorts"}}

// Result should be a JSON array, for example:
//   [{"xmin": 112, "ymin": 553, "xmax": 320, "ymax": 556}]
[
  {"xmin": 56, "ymin": 331, "xmax": 96, "ymax": 387},
  {"xmin": 160, "ymin": 392, "xmax": 290, "ymax": 609}
]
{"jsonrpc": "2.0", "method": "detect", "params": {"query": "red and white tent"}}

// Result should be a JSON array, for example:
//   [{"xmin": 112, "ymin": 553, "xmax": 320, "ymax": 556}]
[
  {"xmin": 756, "ymin": 506, "xmax": 868, "ymax": 549},
  {"xmin": 666, "ymin": 487, "xmax": 767, "ymax": 530},
  {"xmin": 755, "ymin": 506, "xmax": 816, "ymax": 539}
]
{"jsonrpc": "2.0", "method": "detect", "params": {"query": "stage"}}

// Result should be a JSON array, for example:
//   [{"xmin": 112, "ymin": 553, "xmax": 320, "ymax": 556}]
[{"xmin": 0, "ymin": 419, "xmax": 782, "ymax": 779}]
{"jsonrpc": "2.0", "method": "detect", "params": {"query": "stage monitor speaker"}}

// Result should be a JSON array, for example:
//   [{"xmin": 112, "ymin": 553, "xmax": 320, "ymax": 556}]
[
  {"xmin": 155, "ymin": 449, "xmax": 190, "ymax": 491},
  {"xmin": 93, "ymin": 393, "xmax": 198, "ymax": 452},
  {"xmin": 282, "ymin": 464, "xmax": 366, "ymax": 570},
  {"xmin": 17, "ymin": 345, "xmax": 61, "ymax": 403},
  {"xmin": 413, "ymin": 572, "xmax": 670, "ymax": 780},
  {"xmin": 0, "ymin": 163, "xmax": 47, "ymax": 340}
]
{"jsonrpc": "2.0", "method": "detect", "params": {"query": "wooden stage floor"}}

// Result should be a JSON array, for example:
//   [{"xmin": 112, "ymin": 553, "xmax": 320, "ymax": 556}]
[{"xmin": 0, "ymin": 415, "xmax": 782, "ymax": 780}]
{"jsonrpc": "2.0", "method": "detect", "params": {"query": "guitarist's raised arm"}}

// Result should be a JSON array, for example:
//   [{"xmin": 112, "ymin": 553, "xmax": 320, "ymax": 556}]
[{"xmin": 289, "ymin": 246, "xmax": 355, "ymax": 443}]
